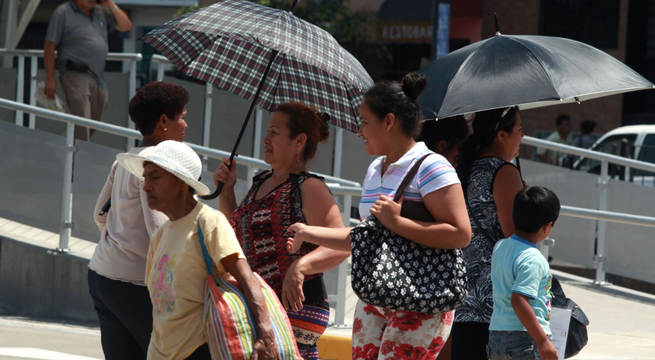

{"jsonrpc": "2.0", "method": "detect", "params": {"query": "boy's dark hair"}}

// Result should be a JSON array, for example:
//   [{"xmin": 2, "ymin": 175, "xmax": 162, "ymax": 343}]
[
  {"xmin": 513, "ymin": 186, "xmax": 560, "ymax": 233},
  {"xmin": 556, "ymin": 114, "xmax": 570, "ymax": 126}
]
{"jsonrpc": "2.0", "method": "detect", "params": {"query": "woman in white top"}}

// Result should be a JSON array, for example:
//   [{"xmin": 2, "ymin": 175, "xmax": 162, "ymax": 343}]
[
  {"xmin": 286, "ymin": 73, "xmax": 471, "ymax": 360},
  {"xmin": 89, "ymin": 81, "xmax": 190, "ymax": 360}
]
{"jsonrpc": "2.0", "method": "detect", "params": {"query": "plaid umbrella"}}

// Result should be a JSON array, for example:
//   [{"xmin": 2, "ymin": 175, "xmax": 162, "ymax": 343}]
[{"xmin": 141, "ymin": 0, "xmax": 373, "ymax": 134}]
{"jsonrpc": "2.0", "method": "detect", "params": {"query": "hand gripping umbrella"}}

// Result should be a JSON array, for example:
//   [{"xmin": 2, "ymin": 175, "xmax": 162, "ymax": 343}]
[
  {"xmin": 140, "ymin": 0, "xmax": 374, "ymax": 200},
  {"xmin": 418, "ymin": 14, "xmax": 654, "ymax": 173}
]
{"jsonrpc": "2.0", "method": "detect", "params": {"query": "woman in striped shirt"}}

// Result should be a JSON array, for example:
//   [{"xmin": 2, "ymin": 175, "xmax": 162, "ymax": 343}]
[{"xmin": 287, "ymin": 73, "xmax": 471, "ymax": 360}]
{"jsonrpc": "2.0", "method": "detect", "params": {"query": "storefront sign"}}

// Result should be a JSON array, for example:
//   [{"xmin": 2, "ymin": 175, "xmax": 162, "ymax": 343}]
[{"xmin": 378, "ymin": 21, "xmax": 433, "ymax": 43}]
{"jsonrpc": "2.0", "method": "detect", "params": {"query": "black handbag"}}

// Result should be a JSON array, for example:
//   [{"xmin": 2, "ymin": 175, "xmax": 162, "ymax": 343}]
[
  {"xmin": 551, "ymin": 276, "xmax": 590, "ymax": 358},
  {"xmin": 350, "ymin": 154, "xmax": 468, "ymax": 314}
]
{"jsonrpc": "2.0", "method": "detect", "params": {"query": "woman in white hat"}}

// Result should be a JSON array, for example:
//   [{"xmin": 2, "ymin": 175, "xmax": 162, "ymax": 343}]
[
  {"xmin": 89, "ymin": 81, "xmax": 189, "ymax": 360},
  {"xmin": 117, "ymin": 140, "xmax": 279, "ymax": 360}
]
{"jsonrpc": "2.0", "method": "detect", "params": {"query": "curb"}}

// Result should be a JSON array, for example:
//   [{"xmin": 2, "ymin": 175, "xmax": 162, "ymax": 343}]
[{"xmin": 317, "ymin": 334, "xmax": 352, "ymax": 360}]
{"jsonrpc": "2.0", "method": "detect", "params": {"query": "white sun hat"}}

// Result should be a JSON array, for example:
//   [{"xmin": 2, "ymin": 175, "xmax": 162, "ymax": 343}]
[{"xmin": 116, "ymin": 140, "xmax": 210, "ymax": 196}]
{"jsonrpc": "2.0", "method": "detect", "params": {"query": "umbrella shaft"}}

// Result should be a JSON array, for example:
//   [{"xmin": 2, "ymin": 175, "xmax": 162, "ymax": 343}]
[
  {"xmin": 200, "ymin": 49, "xmax": 280, "ymax": 200},
  {"xmin": 228, "ymin": 49, "xmax": 279, "ymax": 163}
]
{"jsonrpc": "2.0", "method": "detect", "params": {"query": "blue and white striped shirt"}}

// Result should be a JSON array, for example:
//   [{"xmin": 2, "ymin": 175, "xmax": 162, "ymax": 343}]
[{"xmin": 359, "ymin": 142, "xmax": 460, "ymax": 219}]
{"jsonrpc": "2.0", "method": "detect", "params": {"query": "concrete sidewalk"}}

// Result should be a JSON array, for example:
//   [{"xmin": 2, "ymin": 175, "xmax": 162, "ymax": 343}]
[{"xmin": 319, "ymin": 269, "xmax": 655, "ymax": 360}]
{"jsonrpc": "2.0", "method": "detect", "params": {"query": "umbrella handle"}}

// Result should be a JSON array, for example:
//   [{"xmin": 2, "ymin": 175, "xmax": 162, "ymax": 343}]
[
  {"xmin": 200, "ymin": 49, "xmax": 280, "ymax": 200},
  {"xmin": 494, "ymin": 13, "xmax": 500, "ymax": 34},
  {"xmin": 99, "ymin": 198, "xmax": 111, "ymax": 216}
]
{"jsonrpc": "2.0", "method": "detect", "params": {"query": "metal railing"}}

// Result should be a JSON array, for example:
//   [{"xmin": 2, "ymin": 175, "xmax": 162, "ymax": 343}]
[
  {"xmin": 0, "ymin": 48, "xmax": 142, "ymax": 149},
  {"xmin": 8, "ymin": 86, "xmax": 655, "ymax": 321},
  {"xmin": 0, "ymin": 97, "xmax": 357, "ymax": 325},
  {"xmin": 522, "ymin": 135, "xmax": 655, "ymax": 285}
]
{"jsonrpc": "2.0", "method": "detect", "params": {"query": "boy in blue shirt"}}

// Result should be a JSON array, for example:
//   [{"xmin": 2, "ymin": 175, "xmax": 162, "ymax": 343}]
[{"xmin": 488, "ymin": 186, "xmax": 560, "ymax": 360}]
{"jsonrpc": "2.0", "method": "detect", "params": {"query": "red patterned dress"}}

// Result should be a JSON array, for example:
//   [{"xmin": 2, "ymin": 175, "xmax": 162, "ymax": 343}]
[{"xmin": 229, "ymin": 171, "xmax": 330, "ymax": 360}]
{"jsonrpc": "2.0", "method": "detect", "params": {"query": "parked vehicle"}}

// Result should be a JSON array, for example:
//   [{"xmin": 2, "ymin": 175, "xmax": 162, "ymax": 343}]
[{"xmin": 573, "ymin": 125, "xmax": 655, "ymax": 186}]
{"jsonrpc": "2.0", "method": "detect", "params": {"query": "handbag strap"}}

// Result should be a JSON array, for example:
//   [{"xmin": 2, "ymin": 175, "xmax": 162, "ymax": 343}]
[
  {"xmin": 393, "ymin": 154, "xmax": 432, "ymax": 202},
  {"xmin": 465, "ymin": 197, "xmax": 498, "ymax": 247},
  {"xmin": 197, "ymin": 221, "xmax": 219, "ymax": 285}
]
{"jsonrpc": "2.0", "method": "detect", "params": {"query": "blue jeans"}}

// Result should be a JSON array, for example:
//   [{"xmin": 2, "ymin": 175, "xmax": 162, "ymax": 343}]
[{"xmin": 487, "ymin": 331, "xmax": 552, "ymax": 360}]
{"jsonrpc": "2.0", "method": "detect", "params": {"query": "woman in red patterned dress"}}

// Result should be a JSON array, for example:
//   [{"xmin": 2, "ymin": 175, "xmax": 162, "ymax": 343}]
[{"xmin": 213, "ymin": 103, "xmax": 349, "ymax": 360}]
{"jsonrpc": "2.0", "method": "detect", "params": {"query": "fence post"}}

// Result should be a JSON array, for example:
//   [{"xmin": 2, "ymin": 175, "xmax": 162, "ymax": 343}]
[
  {"xmin": 15, "ymin": 55, "xmax": 24, "ymax": 125},
  {"xmin": 333, "ymin": 193, "xmax": 352, "ymax": 326},
  {"xmin": 253, "ymin": 107, "xmax": 263, "ymax": 159},
  {"xmin": 202, "ymin": 82, "xmax": 213, "ymax": 170},
  {"xmin": 126, "ymin": 59, "xmax": 137, "ymax": 149},
  {"xmin": 247, "ymin": 165, "xmax": 255, "ymax": 190},
  {"xmin": 156, "ymin": 60, "xmax": 165, "ymax": 81},
  {"xmin": 57, "ymin": 122, "xmax": 75, "ymax": 252},
  {"xmin": 595, "ymin": 160, "xmax": 609, "ymax": 285},
  {"xmin": 28, "ymin": 56, "xmax": 37, "ymax": 128},
  {"xmin": 333, "ymin": 128, "xmax": 344, "ymax": 177}
]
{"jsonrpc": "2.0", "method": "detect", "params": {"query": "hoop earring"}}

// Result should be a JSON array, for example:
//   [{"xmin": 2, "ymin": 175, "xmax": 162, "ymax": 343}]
[{"xmin": 296, "ymin": 152, "xmax": 300, "ymax": 164}]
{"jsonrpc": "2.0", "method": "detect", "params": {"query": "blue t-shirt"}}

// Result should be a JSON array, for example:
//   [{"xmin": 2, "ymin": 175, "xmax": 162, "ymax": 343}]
[{"xmin": 489, "ymin": 235, "xmax": 552, "ymax": 335}]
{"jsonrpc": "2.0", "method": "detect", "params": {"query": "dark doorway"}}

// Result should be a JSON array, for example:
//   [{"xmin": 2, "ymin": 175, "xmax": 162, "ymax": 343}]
[{"xmin": 623, "ymin": 0, "xmax": 655, "ymax": 125}]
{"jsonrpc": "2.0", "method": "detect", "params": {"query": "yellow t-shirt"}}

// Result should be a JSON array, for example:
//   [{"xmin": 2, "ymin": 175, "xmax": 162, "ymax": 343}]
[{"xmin": 146, "ymin": 202, "xmax": 245, "ymax": 360}]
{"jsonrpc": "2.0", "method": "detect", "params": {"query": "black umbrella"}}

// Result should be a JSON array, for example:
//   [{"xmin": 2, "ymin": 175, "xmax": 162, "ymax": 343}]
[{"xmin": 418, "ymin": 17, "xmax": 654, "ymax": 121}]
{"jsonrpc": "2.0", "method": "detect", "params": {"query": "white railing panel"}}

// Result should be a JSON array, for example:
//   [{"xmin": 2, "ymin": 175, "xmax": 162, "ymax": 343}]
[
  {"xmin": 521, "ymin": 159, "xmax": 598, "ymax": 267},
  {"xmin": 72, "ymin": 141, "xmax": 122, "ymax": 242},
  {"xmin": 0, "ymin": 67, "xmax": 18, "ymax": 123},
  {"xmin": 0, "ymin": 119, "xmax": 65, "ymax": 234},
  {"xmin": 604, "ymin": 178, "xmax": 655, "ymax": 283}
]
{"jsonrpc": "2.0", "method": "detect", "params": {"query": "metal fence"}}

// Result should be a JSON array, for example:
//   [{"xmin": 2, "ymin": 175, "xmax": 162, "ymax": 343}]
[
  {"xmin": 0, "ymin": 48, "xmax": 142, "ymax": 149},
  {"xmin": 5, "ymin": 97, "xmax": 655, "ymax": 323},
  {"xmin": 4, "ymin": 48, "xmax": 655, "ymax": 321},
  {"xmin": 0, "ymin": 97, "xmax": 358, "ymax": 324},
  {"xmin": 521, "ymin": 136, "xmax": 655, "ymax": 285}
]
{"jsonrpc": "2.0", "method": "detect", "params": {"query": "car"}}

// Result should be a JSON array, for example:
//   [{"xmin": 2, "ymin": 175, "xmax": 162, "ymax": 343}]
[{"xmin": 573, "ymin": 125, "xmax": 655, "ymax": 186}]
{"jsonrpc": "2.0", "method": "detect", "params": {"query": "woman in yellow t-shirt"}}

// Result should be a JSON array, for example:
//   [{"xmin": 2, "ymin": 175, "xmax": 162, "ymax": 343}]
[{"xmin": 117, "ymin": 140, "xmax": 279, "ymax": 360}]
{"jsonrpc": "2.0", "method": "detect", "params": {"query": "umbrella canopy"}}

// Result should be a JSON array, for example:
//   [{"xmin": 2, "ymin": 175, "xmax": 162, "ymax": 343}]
[
  {"xmin": 141, "ymin": 0, "xmax": 373, "ymax": 133},
  {"xmin": 419, "ymin": 33, "xmax": 655, "ymax": 120}
]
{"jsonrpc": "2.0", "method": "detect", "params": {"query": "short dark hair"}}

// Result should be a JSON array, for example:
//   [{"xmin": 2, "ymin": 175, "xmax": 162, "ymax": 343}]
[
  {"xmin": 580, "ymin": 119, "xmax": 596, "ymax": 134},
  {"xmin": 556, "ymin": 114, "xmax": 570, "ymax": 126},
  {"xmin": 513, "ymin": 186, "xmax": 560, "ymax": 233},
  {"xmin": 129, "ymin": 81, "xmax": 190, "ymax": 136}
]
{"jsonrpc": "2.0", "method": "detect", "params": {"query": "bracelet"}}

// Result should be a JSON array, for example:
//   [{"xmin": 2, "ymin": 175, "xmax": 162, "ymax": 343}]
[{"xmin": 110, "ymin": 4, "xmax": 118, "ymax": 13}]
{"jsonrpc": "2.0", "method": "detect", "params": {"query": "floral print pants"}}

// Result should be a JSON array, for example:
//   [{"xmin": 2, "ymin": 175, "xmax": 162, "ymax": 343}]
[{"xmin": 351, "ymin": 300, "xmax": 454, "ymax": 360}]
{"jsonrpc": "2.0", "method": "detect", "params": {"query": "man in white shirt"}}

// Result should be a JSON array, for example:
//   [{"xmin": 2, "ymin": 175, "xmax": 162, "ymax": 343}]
[{"xmin": 537, "ymin": 114, "xmax": 573, "ymax": 166}]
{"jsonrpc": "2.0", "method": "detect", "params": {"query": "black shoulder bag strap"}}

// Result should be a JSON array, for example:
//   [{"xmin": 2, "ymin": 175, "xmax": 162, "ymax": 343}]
[{"xmin": 394, "ymin": 154, "xmax": 432, "ymax": 202}]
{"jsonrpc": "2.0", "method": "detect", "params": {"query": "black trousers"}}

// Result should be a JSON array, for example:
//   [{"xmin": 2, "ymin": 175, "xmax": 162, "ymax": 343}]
[
  {"xmin": 450, "ymin": 321, "xmax": 490, "ymax": 360},
  {"xmin": 186, "ymin": 343, "xmax": 211, "ymax": 360},
  {"xmin": 87, "ymin": 269, "xmax": 153, "ymax": 360}
]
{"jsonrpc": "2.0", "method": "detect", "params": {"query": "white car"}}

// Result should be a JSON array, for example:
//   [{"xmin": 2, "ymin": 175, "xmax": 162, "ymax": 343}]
[{"xmin": 573, "ymin": 125, "xmax": 655, "ymax": 186}]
